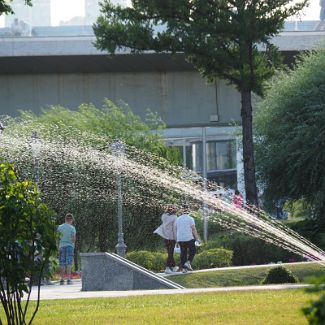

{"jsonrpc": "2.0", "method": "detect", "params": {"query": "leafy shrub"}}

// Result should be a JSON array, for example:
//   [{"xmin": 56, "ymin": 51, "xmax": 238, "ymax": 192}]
[
  {"xmin": 127, "ymin": 250, "xmax": 181, "ymax": 272},
  {"xmin": 0, "ymin": 162, "xmax": 57, "ymax": 325},
  {"xmin": 152, "ymin": 252, "xmax": 168, "ymax": 272},
  {"xmin": 261, "ymin": 266, "xmax": 298, "ymax": 284},
  {"xmin": 302, "ymin": 276, "xmax": 325, "ymax": 325},
  {"xmin": 193, "ymin": 248, "xmax": 233, "ymax": 269},
  {"xmin": 126, "ymin": 248, "xmax": 232, "ymax": 272},
  {"xmin": 205, "ymin": 232, "xmax": 302, "ymax": 266},
  {"xmin": 126, "ymin": 251, "xmax": 155, "ymax": 270}
]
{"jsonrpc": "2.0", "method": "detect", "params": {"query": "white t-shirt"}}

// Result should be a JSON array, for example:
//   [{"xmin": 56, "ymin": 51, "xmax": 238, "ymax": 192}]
[{"xmin": 176, "ymin": 214, "xmax": 195, "ymax": 242}]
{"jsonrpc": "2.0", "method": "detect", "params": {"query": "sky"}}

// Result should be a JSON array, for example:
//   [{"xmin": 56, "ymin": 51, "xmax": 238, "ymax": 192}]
[
  {"xmin": 51, "ymin": 0, "xmax": 85, "ymax": 26},
  {"xmin": 0, "ymin": 0, "xmax": 322, "ymax": 28}
]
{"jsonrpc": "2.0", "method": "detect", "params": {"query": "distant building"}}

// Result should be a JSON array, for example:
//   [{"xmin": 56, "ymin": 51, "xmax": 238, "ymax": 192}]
[
  {"xmin": 5, "ymin": 0, "xmax": 51, "ymax": 27},
  {"xmin": 0, "ymin": 22, "xmax": 324, "ymax": 190},
  {"xmin": 85, "ymin": 0, "xmax": 129, "ymax": 25}
]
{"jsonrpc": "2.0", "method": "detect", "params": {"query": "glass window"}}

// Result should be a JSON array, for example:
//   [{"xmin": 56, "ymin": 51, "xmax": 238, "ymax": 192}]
[
  {"xmin": 167, "ymin": 139, "xmax": 237, "ymax": 188},
  {"xmin": 184, "ymin": 140, "xmax": 235, "ymax": 172},
  {"xmin": 186, "ymin": 142, "xmax": 202, "ymax": 172},
  {"xmin": 207, "ymin": 140, "xmax": 236, "ymax": 171}
]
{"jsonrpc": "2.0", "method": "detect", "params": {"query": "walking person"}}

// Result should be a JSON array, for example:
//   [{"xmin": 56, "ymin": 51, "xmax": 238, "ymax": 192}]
[
  {"xmin": 232, "ymin": 189, "xmax": 244, "ymax": 209},
  {"xmin": 154, "ymin": 205, "xmax": 177, "ymax": 274},
  {"xmin": 176, "ymin": 205, "xmax": 201, "ymax": 273},
  {"xmin": 57, "ymin": 213, "xmax": 76, "ymax": 285}
]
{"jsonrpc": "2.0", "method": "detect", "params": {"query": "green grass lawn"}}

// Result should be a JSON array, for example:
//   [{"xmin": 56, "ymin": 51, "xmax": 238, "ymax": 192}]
[
  {"xmin": 1, "ymin": 263, "xmax": 323, "ymax": 324},
  {"xmin": 23, "ymin": 289, "xmax": 319, "ymax": 324},
  {"xmin": 169, "ymin": 262, "xmax": 325, "ymax": 288}
]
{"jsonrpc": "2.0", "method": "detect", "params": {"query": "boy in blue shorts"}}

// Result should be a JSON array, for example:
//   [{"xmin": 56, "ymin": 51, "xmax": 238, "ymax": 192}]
[{"xmin": 58, "ymin": 213, "xmax": 76, "ymax": 285}]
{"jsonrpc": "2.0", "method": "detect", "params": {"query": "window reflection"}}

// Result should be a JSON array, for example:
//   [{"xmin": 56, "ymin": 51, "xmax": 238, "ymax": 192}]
[
  {"xmin": 207, "ymin": 140, "xmax": 236, "ymax": 170},
  {"xmin": 169, "ymin": 139, "xmax": 237, "ymax": 188},
  {"xmin": 187, "ymin": 140, "xmax": 235, "ymax": 172}
]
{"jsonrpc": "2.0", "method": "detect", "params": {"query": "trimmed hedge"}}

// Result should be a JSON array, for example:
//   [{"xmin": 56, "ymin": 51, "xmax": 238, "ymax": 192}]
[
  {"xmin": 261, "ymin": 266, "xmax": 299, "ymax": 284},
  {"xmin": 193, "ymin": 248, "xmax": 233, "ymax": 269},
  {"xmin": 204, "ymin": 233, "xmax": 302, "ymax": 266},
  {"xmin": 126, "ymin": 248, "xmax": 233, "ymax": 272},
  {"xmin": 126, "ymin": 251, "xmax": 156, "ymax": 270}
]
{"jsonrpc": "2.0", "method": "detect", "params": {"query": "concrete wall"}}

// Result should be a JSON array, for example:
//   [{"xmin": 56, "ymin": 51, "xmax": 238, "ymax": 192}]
[
  {"xmin": 0, "ymin": 71, "xmax": 241, "ymax": 127},
  {"xmin": 80, "ymin": 252, "xmax": 184, "ymax": 291}
]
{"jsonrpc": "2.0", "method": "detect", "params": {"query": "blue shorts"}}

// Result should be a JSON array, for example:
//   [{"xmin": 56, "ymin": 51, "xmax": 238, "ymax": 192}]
[{"xmin": 59, "ymin": 246, "xmax": 74, "ymax": 266}]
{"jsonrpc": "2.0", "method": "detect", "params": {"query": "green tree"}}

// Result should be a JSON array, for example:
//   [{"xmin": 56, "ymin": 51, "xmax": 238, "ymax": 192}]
[
  {"xmin": 254, "ymin": 50, "xmax": 325, "ymax": 229},
  {"xmin": 93, "ymin": 0, "xmax": 307, "ymax": 205},
  {"xmin": 0, "ymin": 0, "xmax": 31, "ymax": 16},
  {"xmin": 0, "ymin": 162, "xmax": 57, "ymax": 325},
  {"xmin": 1, "ymin": 102, "xmax": 183, "ymax": 253}
]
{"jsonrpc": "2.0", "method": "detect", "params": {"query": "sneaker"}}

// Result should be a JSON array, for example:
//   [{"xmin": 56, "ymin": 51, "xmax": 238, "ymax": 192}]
[
  {"xmin": 67, "ymin": 279, "xmax": 73, "ymax": 285},
  {"xmin": 184, "ymin": 261, "xmax": 193, "ymax": 271},
  {"xmin": 182, "ymin": 268, "xmax": 188, "ymax": 273},
  {"xmin": 59, "ymin": 279, "xmax": 64, "ymax": 285},
  {"xmin": 172, "ymin": 266, "xmax": 179, "ymax": 272},
  {"xmin": 164, "ymin": 267, "xmax": 173, "ymax": 274}
]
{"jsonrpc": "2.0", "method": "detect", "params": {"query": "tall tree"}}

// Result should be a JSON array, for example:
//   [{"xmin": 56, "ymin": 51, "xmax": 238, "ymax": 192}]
[
  {"xmin": 1, "ymin": 101, "xmax": 182, "ymax": 252},
  {"xmin": 94, "ymin": 0, "xmax": 308, "ymax": 205},
  {"xmin": 254, "ymin": 50, "xmax": 325, "ymax": 229}
]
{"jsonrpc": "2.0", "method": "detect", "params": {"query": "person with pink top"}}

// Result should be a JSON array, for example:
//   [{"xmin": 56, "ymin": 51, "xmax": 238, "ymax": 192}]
[{"xmin": 232, "ymin": 190, "xmax": 244, "ymax": 209}]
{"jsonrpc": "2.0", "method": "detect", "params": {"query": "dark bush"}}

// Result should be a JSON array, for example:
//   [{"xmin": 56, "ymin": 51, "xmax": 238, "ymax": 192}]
[
  {"xmin": 205, "ymin": 232, "xmax": 303, "ymax": 266},
  {"xmin": 261, "ymin": 266, "xmax": 299, "ymax": 284}
]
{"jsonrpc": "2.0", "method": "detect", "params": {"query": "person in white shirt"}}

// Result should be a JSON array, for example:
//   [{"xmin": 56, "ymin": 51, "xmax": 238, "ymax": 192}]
[
  {"xmin": 154, "ymin": 205, "xmax": 177, "ymax": 273},
  {"xmin": 176, "ymin": 205, "xmax": 201, "ymax": 273}
]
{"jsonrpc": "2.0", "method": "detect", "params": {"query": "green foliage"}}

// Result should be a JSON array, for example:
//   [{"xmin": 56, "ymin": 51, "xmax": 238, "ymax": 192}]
[
  {"xmin": 169, "ymin": 262, "xmax": 325, "ymax": 288},
  {"xmin": 94, "ymin": 0, "xmax": 307, "ymax": 204},
  {"xmin": 193, "ymin": 248, "xmax": 233, "ymax": 269},
  {"xmin": 94, "ymin": 0, "xmax": 306, "ymax": 96},
  {"xmin": 284, "ymin": 199, "xmax": 313, "ymax": 220},
  {"xmin": 6, "ymin": 100, "xmax": 179, "ymax": 164},
  {"xmin": 205, "ymin": 232, "xmax": 302, "ymax": 266},
  {"xmin": 2, "ymin": 102, "xmax": 183, "ymax": 255},
  {"xmin": 0, "ymin": 0, "xmax": 32, "ymax": 16},
  {"xmin": 126, "ymin": 248, "xmax": 232, "ymax": 271},
  {"xmin": 261, "ymin": 266, "xmax": 298, "ymax": 284},
  {"xmin": 126, "ymin": 251, "xmax": 156, "ymax": 270},
  {"xmin": 126, "ymin": 250, "xmax": 178, "ymax": 272},
  {"xmin": 303, "ymin": 295, "xmax": 325, "ymax": 325},
  {"xmin": 255, "ymin": 49, "xmax": 325, "ymax": 228},
  {"xmin": 0, "ymin": 162, "xmax": 57, "ymax": 325},
  {"xmin": 151, "ymin": 251, "xmax": 167, "ymax": 272},
  {"xmin": 303, "ymin": 275, "xmax": 325, "ymax": 325},
  {"xmin": 17, "ymin": 291, "xmax": 316, "ymax": 324}
]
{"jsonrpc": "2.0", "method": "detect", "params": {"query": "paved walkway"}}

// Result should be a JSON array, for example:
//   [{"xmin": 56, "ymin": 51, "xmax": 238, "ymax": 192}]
[
  {"xmin": 28, "ymin": 262, "xmax": 317, "ymax": 301},
  {"xmin": 28, "ymin": 279, "xmax": 309, "ymax": 301}
]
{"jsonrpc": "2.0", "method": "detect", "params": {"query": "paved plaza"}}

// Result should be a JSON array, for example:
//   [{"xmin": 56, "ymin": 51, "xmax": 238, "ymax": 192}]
[{"xmin": 28, "ymin": 278, "xmax": 308, "ymax": 301}]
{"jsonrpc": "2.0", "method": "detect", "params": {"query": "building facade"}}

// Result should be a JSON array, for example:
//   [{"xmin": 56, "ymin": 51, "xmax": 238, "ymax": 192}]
[{"xmin": 0, "ymin": 24, "xmax": 324, "ymax": 192}]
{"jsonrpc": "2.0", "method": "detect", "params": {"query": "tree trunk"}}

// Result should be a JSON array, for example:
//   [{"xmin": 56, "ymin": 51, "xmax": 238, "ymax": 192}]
[{"xmin": 240, "ymin": 90, "xmax": 258, "ymax": 206}]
